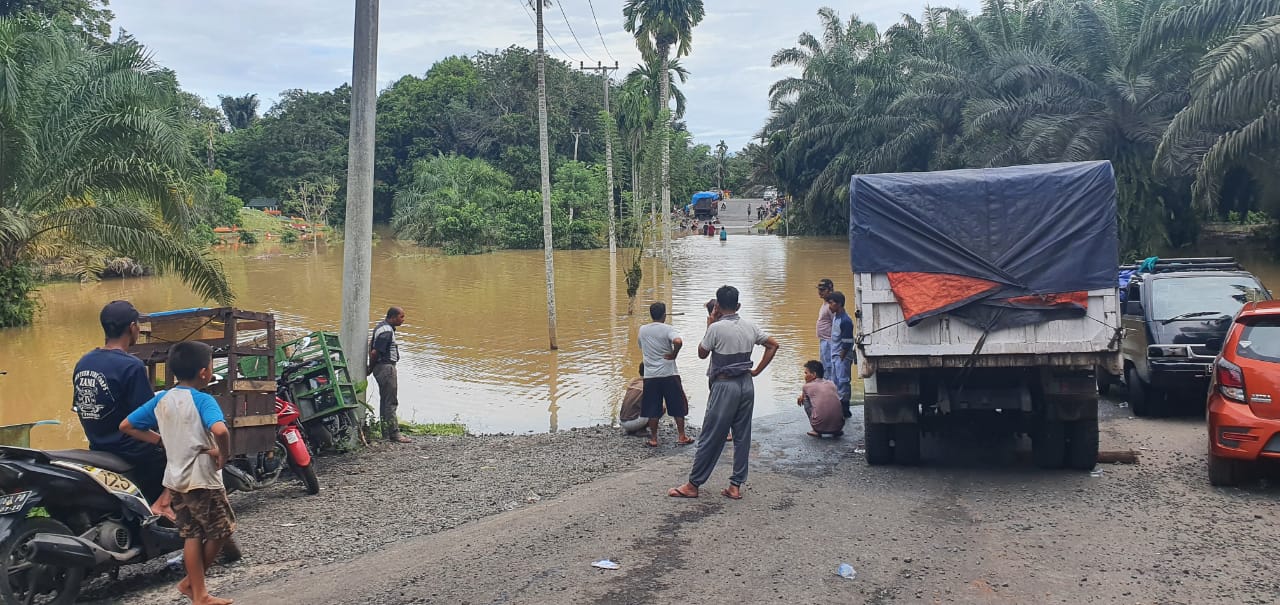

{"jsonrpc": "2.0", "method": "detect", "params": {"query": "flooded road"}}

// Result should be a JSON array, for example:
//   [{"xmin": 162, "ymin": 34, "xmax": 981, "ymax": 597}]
[
  {"xmin": 3, "ymin": 211, "xmax": 1276, "ymax": 449},
  {"xmin": 0, "ymin": 224, "xmax": 852, "ymax": 448}
]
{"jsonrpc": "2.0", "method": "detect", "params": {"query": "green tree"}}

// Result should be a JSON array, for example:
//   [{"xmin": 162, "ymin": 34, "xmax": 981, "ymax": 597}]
[
  {"xmin": 219, "ymin": 93, "xmax": 260, "ymax": 130},
  {"xmin": 392, "ymin": 154, "xmax": 512, "ymax": 254},
  {"xmin": 0, "ymin": 0, "xmax": 112, "ymax": 39},
  {"xmin": 0, "ymin": 17, "xmax": 231, "ymax": 326}
]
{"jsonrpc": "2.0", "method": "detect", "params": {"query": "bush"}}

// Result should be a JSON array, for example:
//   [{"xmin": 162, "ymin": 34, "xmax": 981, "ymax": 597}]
[
  {"xmin": 281, "ymin": 229, "xmax": 299, "ymax": 243},
  {"xmin": 238, "ymin": 230, "xmax": 258, "ymax": 244},
  {"xmin": 0, "ymin": 263, "xmax": 41, "ymax": 328}
]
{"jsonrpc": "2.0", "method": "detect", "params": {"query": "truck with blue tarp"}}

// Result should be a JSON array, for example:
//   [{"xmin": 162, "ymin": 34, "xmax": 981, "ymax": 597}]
[
  {"xmin": 690, "ymin": 191, "xmax": 721, "ymax": 220},
  {"xmin": 850, "ymin": 161, "xmax": 1122, "ymax": 470}
]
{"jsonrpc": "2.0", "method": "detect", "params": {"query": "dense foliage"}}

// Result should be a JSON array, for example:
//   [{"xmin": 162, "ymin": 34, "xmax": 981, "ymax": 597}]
[
  {"xmin": 761, "ymin": 1, "xmax": 1280, "ymax": 256},
  {"xmin": 0, "ymin": 16, "xmax": 231, "ymax": 326}
]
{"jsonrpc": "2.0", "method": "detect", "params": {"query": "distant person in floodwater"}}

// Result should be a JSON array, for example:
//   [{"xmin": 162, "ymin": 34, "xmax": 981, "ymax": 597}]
[
  {"xmin": 668, "ymin": 285, "xmax": 779, "ymax": 501},
  {"xmin": 370, "ymin": 306, "xmax": 411, "ymax": 443},
  {"xmin": 797, "ymin": 360, "xmax": 844, "ymax": 438},
  {"xmin": 637, "ymin": 302, "xmax": 693, "ymax": 447},
  {"xmin": 719, "ymin": 226, "xmax": 727, "ymax": 241}
]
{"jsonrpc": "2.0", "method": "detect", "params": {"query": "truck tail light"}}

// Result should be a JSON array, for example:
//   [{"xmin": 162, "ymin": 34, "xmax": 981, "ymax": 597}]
[{"xmin": 1216, "ymin": 358, "xmax": 1246, "ymax": 403}]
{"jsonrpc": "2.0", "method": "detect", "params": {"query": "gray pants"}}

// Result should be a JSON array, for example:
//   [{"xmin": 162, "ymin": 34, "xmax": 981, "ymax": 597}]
[
  {"xmin": 689, "ymin": 374, "xmax": 754, "ymax": 487},
  {"xmin": 371, "ymin": 363, "xmax": 400, "ymax": 440}
]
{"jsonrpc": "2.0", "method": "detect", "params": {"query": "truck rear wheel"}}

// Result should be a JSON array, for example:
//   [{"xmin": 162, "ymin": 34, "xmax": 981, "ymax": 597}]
[
  {"xmin": 1065, "ymin": 418, "xmax": 1099, "ymax": 470},
  {"xmin": 865, "ymin": 422, "xmax": 893, "ymax": 465},
  {"xmin": 893, "ymin": 424, "xmax": 921, "ymax": 465},
  {"xmin": 1033, "ymin": 420, "xmax": 1066, "ymax": 469}
]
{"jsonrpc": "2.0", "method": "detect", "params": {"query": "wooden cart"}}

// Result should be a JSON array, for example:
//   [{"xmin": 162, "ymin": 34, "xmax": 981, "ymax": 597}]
[{"xmin": 128, "ymin": 308, "xmax": 278, "ymax": 457}]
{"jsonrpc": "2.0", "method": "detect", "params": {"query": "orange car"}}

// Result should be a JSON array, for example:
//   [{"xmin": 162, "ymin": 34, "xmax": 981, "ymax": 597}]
[{"xmin": 1207, "ymin": 301, "xmax": 1280, "ymax": 485}]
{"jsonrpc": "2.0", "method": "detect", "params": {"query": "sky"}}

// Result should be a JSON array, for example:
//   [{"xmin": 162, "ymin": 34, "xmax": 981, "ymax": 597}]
[{"xmin": 111, "ymin": 0, "xmax": 981, "ymax": 150}]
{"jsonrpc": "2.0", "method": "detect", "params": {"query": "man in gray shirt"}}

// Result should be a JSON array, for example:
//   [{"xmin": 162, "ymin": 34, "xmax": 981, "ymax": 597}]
[{"xmin": 668, "ymin": 285, "xmax": 779, "ymax": 500}]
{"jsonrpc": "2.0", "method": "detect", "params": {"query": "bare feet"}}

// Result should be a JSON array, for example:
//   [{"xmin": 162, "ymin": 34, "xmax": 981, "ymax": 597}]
[
  {"xmin": 645, "ymin": 439, "xmax": 659, "ymax": 448},
  {"xmin": 195, "ymin": 596, "xmax": 233, "ymax": 605},
  {"xmin": 721, "ymin": 485, "xmax": 742, "ymax": 500},
  {"xmin": 667, "ymin": 483, "xmax": 699, "ymax": 498},
  {"xmin": 177, "ymin": 578, "xmax": 192, "ymax": 599}
]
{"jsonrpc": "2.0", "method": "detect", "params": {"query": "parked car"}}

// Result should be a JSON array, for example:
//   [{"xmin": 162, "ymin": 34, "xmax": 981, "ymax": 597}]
[
  {"xmin": 1206, "ymin": 301, "xmax": 1280, "ymax": 485},
  {"xmin": 1116, "ymin": 258, "xmax": 1270, "ymax": 416}
]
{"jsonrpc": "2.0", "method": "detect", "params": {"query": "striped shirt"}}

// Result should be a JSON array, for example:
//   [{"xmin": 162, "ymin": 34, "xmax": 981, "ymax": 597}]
[{"xmin": 700, "ymin": 313, "xmax": 770, "ymax": 377}]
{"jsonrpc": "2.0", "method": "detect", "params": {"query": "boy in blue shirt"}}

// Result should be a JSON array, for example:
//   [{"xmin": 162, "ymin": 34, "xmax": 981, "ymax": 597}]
[
  {"xmin": 825, "ymin": 291, "xmax": 856, "ymax": 418},
  {"xmin": 121, "ymin": 341, "xmax": 234, "ymax": 605}
]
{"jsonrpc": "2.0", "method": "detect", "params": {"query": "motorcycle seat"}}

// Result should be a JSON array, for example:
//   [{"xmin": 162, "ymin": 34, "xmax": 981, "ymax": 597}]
[{"xmin": 45, "ymin": 449, "xmax": 134, "ymax": 474}]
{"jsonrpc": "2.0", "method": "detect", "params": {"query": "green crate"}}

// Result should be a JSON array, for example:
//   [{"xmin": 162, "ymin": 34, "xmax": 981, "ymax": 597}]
[{"xmin": 274, "ymin": 331, "xmax": 358, "ymax": 423}]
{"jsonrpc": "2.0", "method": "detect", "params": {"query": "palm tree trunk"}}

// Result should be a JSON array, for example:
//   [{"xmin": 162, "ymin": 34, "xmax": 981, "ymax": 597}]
[
  {"xmin": 535, "ymin": 0, "xmax": 558, "ymax": 350},
  {"xmin": 659, "ymin": 46, "xmax": 672, "ymax": 273}
]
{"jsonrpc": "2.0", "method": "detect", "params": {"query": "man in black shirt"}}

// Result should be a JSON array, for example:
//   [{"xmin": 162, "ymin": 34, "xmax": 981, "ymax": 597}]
[
  {"xmin": 72, "ymin": 300, "xmax": 165, "ymax": 501},
  {"xmin": 370, "ymin": 306, "xmax": 411, "ymax": 444}
]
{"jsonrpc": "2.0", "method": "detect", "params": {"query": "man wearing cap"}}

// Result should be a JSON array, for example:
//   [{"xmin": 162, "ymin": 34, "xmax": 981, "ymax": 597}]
[
  {"xmin": 72, "ymin": 301, "xmax": 166, "ymax": 502},
  {"xmin": 816, "ymin": 279, "xmax": 836, "ymax": 382}
]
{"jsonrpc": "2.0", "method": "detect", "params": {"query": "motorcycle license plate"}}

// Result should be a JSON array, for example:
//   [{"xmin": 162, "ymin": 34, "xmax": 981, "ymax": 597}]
[
  {"xmin": 0, "ymin": 491, "xmax": 30, "ymax": 515},
  {"xmin": 284, "ymin": 431, "xmax": 300, "ymax": 444}
]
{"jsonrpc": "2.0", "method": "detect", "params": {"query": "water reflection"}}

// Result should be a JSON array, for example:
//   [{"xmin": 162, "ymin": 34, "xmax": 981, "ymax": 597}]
[{"xmin": 5, "ymin": 230, "xmax": 1275, "ymax": 449}]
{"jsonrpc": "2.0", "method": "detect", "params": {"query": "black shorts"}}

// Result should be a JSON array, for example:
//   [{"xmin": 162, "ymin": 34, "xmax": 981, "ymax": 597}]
[{"xmin": 642, "ymin": 375, "xmax": 688, "ymax": 418}]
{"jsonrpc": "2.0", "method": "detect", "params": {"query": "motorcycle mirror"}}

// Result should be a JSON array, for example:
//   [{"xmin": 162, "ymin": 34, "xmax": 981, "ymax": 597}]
[{"xmin": 297, "ymin": 337, "xmax": 312, "ymax": 354}]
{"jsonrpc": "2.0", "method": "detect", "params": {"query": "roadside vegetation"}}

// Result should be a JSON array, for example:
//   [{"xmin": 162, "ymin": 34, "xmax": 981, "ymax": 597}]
[{"xmin": 752, "ymin": 0, "xmax": 1280, "ymax": 258}]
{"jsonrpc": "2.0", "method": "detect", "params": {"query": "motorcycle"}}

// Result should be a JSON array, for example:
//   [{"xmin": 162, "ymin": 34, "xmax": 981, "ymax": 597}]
[
  {"xmin": 219, "ymin": 339, "xmax": 320, "ymax": 496},
  {"xmin": 0, "ymin": 445, "xmax": 183, "ymax": 605}
]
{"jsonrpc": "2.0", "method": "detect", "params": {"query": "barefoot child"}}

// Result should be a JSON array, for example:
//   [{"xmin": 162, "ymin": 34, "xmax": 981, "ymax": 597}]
[
  {"xmin": 121, "ymin": 341, "xmax": 235, "ymax": 605},
  {"xmin": 797, "ymin": 360, "xmax": 844, "ymax": 437}
]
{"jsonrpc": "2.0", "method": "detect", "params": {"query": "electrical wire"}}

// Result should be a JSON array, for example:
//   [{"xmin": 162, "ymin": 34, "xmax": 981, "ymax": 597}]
[
  {"xmin": 555, "ymin": 0, "xmax": 597, "ymax": 63},
  {"xmin": 515, "ymin": 0, "xmax": 577, "ymax": 62},
  {"xmin": 585, "ymin": 0, "xmax": 617, "ymax": 62}
]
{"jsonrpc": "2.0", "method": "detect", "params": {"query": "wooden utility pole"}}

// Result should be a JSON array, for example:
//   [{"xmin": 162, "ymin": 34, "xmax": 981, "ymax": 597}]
[
  {"xmin": 340, "ymin": 0, "xmax": 379, "ymax": 388},
  {"xmin": 570, "ymin": 128, "xmax": 589, "ymax": 162},
  {"xmin": 581, "ymin": 61, "xmax": 619, "ymax": 254},
  {"xmin": 533, "ymin": 0, "xmax": 558, "ymax": 350}
]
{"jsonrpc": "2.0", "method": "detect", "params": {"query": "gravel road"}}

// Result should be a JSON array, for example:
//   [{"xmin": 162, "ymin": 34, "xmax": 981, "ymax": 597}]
[
  {"xmin": 96, "ymin": 397, "xmax": 1280, "ymax": 604},
  {"xmin": 93, "ymin": 425, "xmax": 689, "ymax": 604}
]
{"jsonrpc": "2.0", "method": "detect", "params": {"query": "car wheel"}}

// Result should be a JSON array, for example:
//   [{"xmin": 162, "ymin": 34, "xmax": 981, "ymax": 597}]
[
  {"xmin": 1127, "ymin": 366, "xmax": 1156, "ymax": 417},
  {"xmin": 1033, "ymin": 419, "xmax": 1066, "ymax": 469},
  {"xmin": 1208, "ymin": 455, "xmax": 1244, "ymax": 487},
  {"xmin": 865, "ymin": 421, "xmax": 893, "ymax": 466},
  {"xmin": 892, "ymin": 424, "xmax": 921, "ymax": 465},
  {"xmin": 1066, "ymin": 418, "xmax": 1099, "ymax": 470}
]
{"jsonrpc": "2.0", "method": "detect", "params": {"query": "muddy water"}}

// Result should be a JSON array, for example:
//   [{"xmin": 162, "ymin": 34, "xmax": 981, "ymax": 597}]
[
  {"xmin": 0, "ymin": 232, "xmax": 856, "ymax": 449},
  {"xmin": 4, "ymin": 228, "xmax": 1276, "ymax": 450}
]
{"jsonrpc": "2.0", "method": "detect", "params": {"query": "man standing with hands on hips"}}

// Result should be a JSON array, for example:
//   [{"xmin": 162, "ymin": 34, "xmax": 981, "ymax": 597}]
[{"xmin": 668, "ymin": 285, "xmax": 779, "ymax": 501}]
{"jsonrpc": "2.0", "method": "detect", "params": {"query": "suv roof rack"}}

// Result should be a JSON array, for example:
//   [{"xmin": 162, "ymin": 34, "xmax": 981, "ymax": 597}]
[{"xmin": 1121, "ymin": 257, "xmax": 1242, "ymax": 273}]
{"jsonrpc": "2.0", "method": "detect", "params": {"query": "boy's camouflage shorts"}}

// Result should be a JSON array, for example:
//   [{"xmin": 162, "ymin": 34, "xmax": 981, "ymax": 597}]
[{"xmin": 172, "ymin": 488, "xmax": 236, "ymax": 541}]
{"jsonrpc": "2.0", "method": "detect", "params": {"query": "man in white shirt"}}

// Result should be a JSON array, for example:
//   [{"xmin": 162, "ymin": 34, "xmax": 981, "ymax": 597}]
[{"xmin": 637, "ymin": 302, "xmax": 693, "ymax": 447}]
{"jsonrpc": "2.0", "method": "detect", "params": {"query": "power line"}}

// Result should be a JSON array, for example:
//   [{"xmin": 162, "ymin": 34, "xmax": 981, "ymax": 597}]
[
  {"xmin": 515, "ymin": 0, "xmax": 577, "ymax": 62},
  {"xmin": 555, "ymin": 0, "xmax": 597, "ymax": 63},
  {"xmin": 585, "ymin": 0, "xmax": 617, "ymax": 62}
]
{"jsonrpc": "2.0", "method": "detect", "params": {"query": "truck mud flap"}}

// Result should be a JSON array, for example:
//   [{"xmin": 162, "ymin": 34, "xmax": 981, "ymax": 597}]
[{"xmin": 864, "ymin": 395, "xmax": 919, "ymax": 424}]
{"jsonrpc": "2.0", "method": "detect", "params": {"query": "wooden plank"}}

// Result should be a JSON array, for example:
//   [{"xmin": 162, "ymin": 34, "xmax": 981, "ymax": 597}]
[
  {"xmin": 1098, "ymin": 450, "xmax": 1140, "ymax": 464},
  {"xmin": 232, "ymin": 380, "xmax": 276, "ymax": 392},
  {"xmin": 232, "ymin": 414, "xmax": 277, "ymax": 428}
]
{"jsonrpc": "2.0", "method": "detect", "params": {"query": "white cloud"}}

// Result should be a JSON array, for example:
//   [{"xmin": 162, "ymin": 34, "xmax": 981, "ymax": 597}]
[{"xmin": 112, "ymin": 0, "xmax": 980, "ymax": 149}]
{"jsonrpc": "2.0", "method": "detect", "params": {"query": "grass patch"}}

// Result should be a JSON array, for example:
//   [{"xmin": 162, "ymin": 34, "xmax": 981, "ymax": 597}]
[
  {"xmin": 237, "ymin": 208, "xmax": 290, "ymax": 234},
  {"xmin": 400, "ymin": 422, "xmax": 467, "ymax": 437}
]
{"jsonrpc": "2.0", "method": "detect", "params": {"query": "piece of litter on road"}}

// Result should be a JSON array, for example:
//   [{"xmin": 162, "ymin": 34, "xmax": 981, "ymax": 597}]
[
  {"xmin": 279, "ymin": 523, "xmax": 298, "ymax": 527},
  {"xmin": 592, "ymin": 560, "xmax": 620, "ymax": 570},
  {"xmin": 1089, "ymin": 467, "xmax": 1104, "ymax": 478},
  {"xmin": 837, "ymin": 563, "xmax": 857, "ymax": 579},
  {"xmin": 1117, "ymin": 401, "xmax": 1128, "ymax": 408},
  {"xmin": 853, "ymin": 448, "xmax": 866, "ymax": 455}
]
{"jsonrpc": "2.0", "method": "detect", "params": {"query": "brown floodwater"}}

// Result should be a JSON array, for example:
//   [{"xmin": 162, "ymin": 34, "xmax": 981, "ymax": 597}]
[{"xmin": 3, "ymin": 229, "xmax": 1276, "ymax": 451}]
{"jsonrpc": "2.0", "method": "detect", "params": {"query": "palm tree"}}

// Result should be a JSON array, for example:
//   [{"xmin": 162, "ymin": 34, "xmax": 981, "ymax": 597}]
[
  {"xmin": 623, "ymin": 58, "xmax": 690, "ymax": 120},
  {"xmin": 1142, "ymin": 0, "xmax": 1280, "ymax": 209},
  {"xmin": 623, "ymin": 0, "xmax": 705, "ymax": 263},
  {"xmin": 714, "ymin": 140, "xmax": 727, "ymax": 190},
  {"xmin": 219, "ymin": 93, "xmax": 260, "ymax": 130},
  {"xmin": 0, "ymin": 17, "xmax": 232, "ymax": 327}
]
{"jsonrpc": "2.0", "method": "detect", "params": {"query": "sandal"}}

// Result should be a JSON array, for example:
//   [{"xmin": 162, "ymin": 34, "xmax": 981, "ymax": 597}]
[{"xmin": 668, "ymin": 485, "xmax": 699, "ymax": 498}]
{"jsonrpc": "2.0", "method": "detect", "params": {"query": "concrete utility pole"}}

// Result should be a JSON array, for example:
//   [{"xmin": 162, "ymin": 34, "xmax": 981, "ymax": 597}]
[
  {"xmin": 581, "ymin": 61, "xmax": 619, "ymax": 254},
  {"xmin": 340, "ymin": 0, "xmax": 379, "ymax": 387},
  {"xmin": 570, "ymin": 128, "xmax": 589, "ymax": 162},
  {"xmin": 534, "ymin": 0, "xmax": 558, "ymax": 350}
]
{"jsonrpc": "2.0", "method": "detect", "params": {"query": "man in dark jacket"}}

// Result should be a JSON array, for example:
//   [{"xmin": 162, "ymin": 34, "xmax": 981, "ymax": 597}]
[{"xmin": 370, "ymin": 307, "xmax": 411, "ymax": 443}]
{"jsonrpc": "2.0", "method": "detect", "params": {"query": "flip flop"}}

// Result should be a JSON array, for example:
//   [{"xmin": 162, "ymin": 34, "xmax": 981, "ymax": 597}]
[
  {"xmin": 668, "ymin": 486, "xmax": 699, "ymax": 498},
  {"xmin": 721, "ymin": 487, "xmax": 743, "ymax": 500},
  {"xmin": 806, "ymin": 431, "xmax": 821, "ymax": 438},
  {"xmin": 676, "ymin": 437, "xmax": 695, "ymax": 445}
]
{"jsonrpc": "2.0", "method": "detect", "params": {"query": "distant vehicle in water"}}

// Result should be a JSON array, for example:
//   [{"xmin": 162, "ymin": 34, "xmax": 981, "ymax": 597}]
[
  {"xmin": 1205, "ymin": 300, "xmax": 1280, "ymax": 485},
  {"xmin": 691, "ymin": 191, "xmax": 721, "ymax": 220},
  {"xmin": 1112, "ymin": 258, "xmax": 1271, "ymax": 416}
]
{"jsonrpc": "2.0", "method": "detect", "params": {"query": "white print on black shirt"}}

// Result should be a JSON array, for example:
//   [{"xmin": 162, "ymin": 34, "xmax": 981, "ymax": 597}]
[{"xmin": 73, "ymin": 370, "xmax": 112, "ymax": 419}]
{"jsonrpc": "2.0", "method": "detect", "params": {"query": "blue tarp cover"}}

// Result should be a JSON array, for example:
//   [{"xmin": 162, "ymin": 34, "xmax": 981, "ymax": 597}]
[
  {"xmin": 691, "ymin": 191, "xmax": 719, "ymax": 203},
  {"xmin": 849, "ymin": 161, "xmax": 1118, "ymax": 329}
]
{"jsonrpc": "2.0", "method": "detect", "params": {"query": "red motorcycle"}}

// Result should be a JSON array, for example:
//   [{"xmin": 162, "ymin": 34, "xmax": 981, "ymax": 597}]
[{"xmin": 220, "ymin": 357, "xmax": 320, "ymax": 495}]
